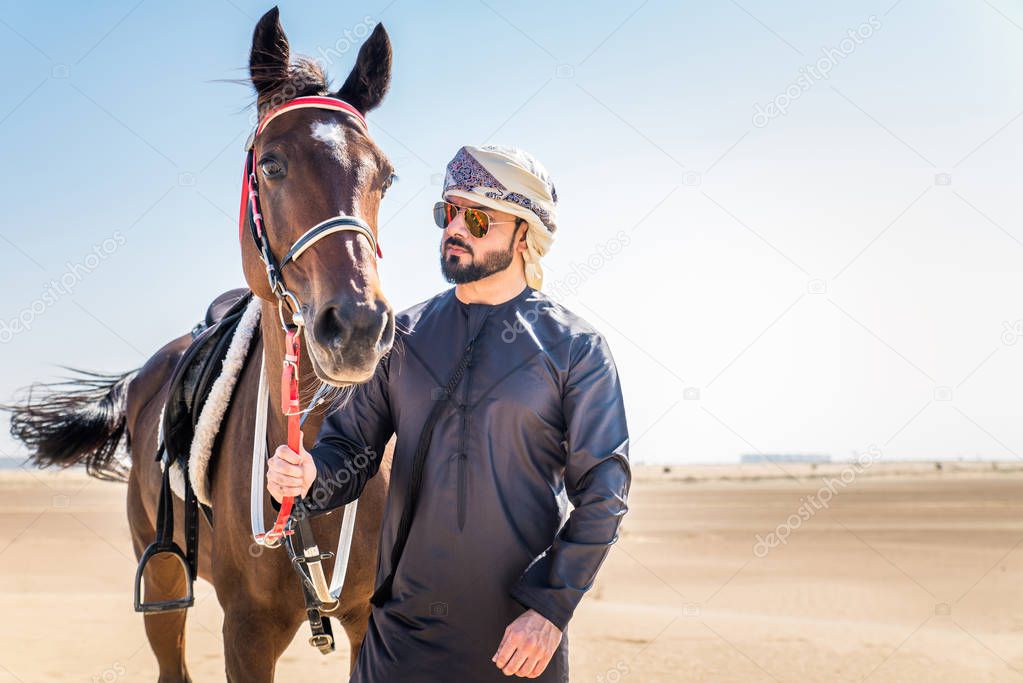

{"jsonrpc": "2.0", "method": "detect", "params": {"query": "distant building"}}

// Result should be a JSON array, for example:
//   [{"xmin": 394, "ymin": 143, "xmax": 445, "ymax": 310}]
[{"xmin": 740, "ymin": 453, "xmax": 831, "ymax": 464}]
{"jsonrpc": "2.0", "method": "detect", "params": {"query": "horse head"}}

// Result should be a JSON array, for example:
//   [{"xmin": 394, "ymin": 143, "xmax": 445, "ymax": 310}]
[{"xmin": 241, "ymin": 7, "xmax": 395, "ymax": 385}]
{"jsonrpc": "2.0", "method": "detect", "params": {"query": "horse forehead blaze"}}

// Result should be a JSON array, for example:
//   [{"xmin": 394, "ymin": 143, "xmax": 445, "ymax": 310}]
[{"xmin": 310, "ymin": 120, "xmax": 347, "ymax": 147}]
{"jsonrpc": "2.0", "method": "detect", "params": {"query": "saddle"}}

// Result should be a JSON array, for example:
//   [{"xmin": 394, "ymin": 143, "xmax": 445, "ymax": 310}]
[{"xmin": 159, "ymin": 286, "xmax": 255, "ymax": 510}]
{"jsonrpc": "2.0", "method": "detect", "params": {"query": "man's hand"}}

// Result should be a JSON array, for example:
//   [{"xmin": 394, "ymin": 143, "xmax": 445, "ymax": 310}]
[
  {"xmin": 492, "ymin": 608, "xmax": 562, "ymax": 678},
  {"xmin": 266, "ymin": 433, "xmax": 316, "ymax": 503}
]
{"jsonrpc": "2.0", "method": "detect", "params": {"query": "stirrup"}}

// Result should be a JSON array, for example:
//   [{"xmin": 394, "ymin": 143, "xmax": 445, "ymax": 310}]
[{"xmin": 133, "ymin": 542, "xmax": 195, "ymax": 613}]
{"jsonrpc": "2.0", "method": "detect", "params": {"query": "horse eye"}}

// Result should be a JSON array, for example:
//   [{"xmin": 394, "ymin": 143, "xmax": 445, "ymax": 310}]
[
  {"xmin": 259, "ymin": 158, "xmax": 283, "ymax": 178},
  {"xmin": 382, "ymin": 172, "xmax": 398, "ymax": 195}
]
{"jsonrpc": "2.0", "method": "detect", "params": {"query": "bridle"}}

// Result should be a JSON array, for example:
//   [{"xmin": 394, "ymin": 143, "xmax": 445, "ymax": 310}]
[{"xmin": 241, "ymin": 96, "xmax": 380, "ymax": 558}]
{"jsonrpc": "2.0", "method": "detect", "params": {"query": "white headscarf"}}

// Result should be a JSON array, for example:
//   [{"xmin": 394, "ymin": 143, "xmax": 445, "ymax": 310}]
[{"xmin": 442, "ymin": 145, "xmax": 558, "ymax": 290}]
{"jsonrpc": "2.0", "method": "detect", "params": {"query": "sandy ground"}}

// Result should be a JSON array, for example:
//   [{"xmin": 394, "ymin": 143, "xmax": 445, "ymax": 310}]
[{"xmin": 2, "ymin": 461, "xmax": 1023, "ymax": 682}]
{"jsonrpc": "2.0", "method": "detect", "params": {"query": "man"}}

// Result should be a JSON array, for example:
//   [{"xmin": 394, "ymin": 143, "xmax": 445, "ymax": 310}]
[{"xmin": 267, "ymin": 144, "xmax": 630, "ymax": 681}]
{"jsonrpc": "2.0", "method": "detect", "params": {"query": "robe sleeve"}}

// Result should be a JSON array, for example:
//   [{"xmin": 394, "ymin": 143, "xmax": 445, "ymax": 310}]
[
  {"xmin": 509, "ymin": 332, "xmax": 631, "ymax": 631},
  {"xmin": 269, "ymin": 350, "xmax": 394, "ymax": 516}
]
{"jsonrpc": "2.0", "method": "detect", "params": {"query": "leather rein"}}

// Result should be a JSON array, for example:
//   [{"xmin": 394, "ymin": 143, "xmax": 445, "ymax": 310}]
[{"xmin": 240, "ymin": 95, "xmax": 380, "ymax": 549}]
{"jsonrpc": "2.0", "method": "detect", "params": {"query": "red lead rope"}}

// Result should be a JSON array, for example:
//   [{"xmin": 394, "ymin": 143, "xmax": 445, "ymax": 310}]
[{"xmin": 259, "ymin": 327, "xmax": 302, "ymax": 545}]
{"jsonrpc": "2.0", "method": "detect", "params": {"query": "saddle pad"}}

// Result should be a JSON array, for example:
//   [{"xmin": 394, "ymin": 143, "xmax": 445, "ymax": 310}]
[{"xmin": 161, "ymin": 290, "xmax": 262, "ymax": 506}]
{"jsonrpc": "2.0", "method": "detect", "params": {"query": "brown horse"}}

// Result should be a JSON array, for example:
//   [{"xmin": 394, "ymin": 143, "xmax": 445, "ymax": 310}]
[{"xmin": 4, "ymin": 8, "xmax": 397, "ymax": 682}]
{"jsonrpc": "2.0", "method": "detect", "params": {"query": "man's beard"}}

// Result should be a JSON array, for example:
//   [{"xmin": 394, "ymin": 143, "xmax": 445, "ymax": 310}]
[{"xmin": 440, "ymin": 229, "xmax": 517, "ymax": 284}]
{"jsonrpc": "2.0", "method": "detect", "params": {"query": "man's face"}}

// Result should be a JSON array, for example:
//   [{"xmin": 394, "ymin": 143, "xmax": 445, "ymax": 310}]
[{"xmin": 439, "ymin": 195, "xmax": 524, "ymax": 284}]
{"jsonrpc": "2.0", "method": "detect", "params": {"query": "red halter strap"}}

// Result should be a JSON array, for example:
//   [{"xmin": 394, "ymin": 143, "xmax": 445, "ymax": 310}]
[{"xmin": 256, "ymin": 96, "xmax": 367, "ymax": 136}]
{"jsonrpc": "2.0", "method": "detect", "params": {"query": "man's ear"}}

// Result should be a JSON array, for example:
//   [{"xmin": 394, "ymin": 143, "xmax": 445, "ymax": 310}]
[{"xmin": 515, "ymin": 219, "xmax": 529, "ymax": 251}]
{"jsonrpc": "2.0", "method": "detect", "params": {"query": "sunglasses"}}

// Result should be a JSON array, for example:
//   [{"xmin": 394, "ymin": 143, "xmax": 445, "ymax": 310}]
[{"xmin": 433, "ymin": 201, "xmax": 518, "ymax": 238}]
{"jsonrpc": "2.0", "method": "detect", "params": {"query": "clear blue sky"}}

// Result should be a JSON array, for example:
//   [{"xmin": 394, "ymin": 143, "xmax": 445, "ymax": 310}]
[{"xmin": 2, "ymin": 0, "xmax": 1022, "ymax": 464}]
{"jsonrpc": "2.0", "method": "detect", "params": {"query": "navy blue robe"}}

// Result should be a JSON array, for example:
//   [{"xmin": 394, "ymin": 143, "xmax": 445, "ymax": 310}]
[{"xmin": 301, "ymin": 285, "xmax": 630, "ymax": 682}]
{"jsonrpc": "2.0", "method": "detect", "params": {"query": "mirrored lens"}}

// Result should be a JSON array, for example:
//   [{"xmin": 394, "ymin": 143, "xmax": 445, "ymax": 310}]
[
  {"xmin": 433, "ymin": 201, "xmax": 452, "ymax": 229},
  {"xmin": 464, "ymin": 208, "xmax": 489, "ymax": 238}
]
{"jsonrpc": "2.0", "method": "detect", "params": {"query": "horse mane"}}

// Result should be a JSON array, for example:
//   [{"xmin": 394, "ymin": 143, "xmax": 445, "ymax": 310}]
[
  {"xmin": 225, "ymin": 55, "xmax": 332, "ymax": 117},
  {"xmin": 279, "ymin": 56, "xmax": 330, "ymax": 98},
  {"xmin": 256, "ymin": 56, "xmax": 330, "ymax": 113}
]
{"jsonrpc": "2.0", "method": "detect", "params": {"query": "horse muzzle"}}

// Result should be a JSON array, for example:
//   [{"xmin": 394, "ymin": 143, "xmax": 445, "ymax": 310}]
[{"xmin": 308, "ymin": 295, "xmax": 394, "ymax": 384}]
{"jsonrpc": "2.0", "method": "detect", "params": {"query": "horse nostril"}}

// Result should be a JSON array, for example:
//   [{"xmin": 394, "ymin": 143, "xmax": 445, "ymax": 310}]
[
  {"xmin": 314, "ymin": 302, "xmax": 350, "ymax": 349},
  {"xmin": 314, "ymin": 298, "xmax": 392, "ymax": 354}
]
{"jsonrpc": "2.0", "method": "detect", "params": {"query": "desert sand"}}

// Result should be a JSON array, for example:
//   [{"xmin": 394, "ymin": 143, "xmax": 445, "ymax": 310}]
[{"xmin": 2, "ymin": 461, "xmax": 1023, "ymax": 682}]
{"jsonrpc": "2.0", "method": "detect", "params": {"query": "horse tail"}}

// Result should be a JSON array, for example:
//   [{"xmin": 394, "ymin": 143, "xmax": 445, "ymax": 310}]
[{"xmin": 3, "ymin": 367, "xmax": 140, "ymax": 482}]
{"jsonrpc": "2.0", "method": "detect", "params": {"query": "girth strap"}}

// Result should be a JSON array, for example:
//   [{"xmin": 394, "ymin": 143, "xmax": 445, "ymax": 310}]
[{"xmin": 183, "ymin": 469, "xmax": 199, "ymax": 580}]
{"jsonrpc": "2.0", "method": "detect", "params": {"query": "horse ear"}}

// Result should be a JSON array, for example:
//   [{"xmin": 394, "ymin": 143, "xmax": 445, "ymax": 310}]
[
  {"xmin": 250, "ymin": 6, "xmax": 291, "ymax": 100},
  {"xmin": 335, "ymin": 24, "xmax": 392, "ymax": 114}
]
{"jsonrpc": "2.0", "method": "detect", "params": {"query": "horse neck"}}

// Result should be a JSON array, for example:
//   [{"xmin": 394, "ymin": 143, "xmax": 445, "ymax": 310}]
[{"xmin": 257, "ymin": 298, "xmax": 328, "ymax": 452}]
